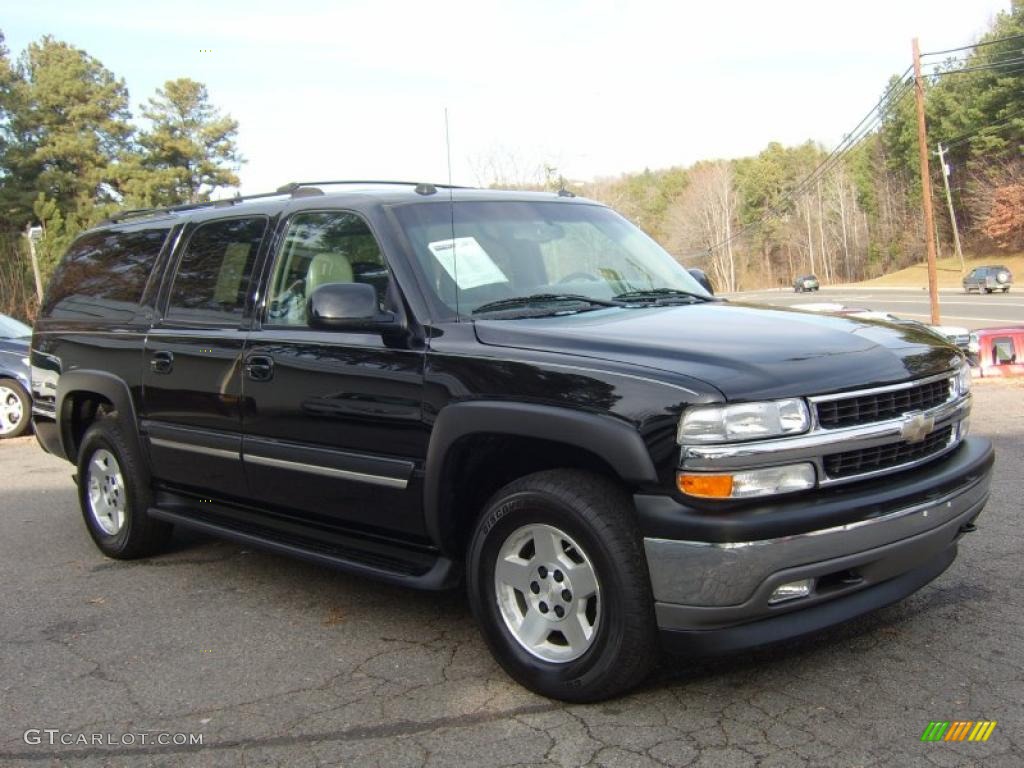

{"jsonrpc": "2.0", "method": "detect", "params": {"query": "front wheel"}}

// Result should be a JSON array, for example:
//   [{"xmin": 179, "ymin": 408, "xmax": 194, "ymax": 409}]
[
  {"xmin": 77, "ymin": 416, "xmax": 172, "ymax": 559},
  {"xmin": 467, "ymin": 470, "xmax": 658, "ymax": 702},
  {"xmin": 0, "ymin": 379, "xmax": 30, "ymax": 438}
]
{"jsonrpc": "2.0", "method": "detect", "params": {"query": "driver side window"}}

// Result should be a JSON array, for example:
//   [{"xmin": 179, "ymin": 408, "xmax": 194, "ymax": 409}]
[{"xmin": 266, "ymin": 211, "xmax": 389, "ymax": 327}]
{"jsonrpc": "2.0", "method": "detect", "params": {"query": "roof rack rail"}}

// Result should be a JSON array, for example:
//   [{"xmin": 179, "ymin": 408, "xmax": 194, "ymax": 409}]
[
  {"xmin": 98, "ymin": 188, "xmax": 293, "ymax": 226},
  {"xmin": 275, "ymin": 180, "xmax": 473, "ymax": 194},
  {"xmin": 98, "ymin": 180, "xmax": 476, "ymax": 226}
]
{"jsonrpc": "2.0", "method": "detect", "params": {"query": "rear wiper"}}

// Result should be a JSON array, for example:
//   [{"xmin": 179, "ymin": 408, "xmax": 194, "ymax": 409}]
[
  {"xmin": 472, "ymin": 293, "xmax": 622, "ymax": 315},
  {"xmin": 613, "ymin": 288, "xmax": 717, "ymax": 303}
]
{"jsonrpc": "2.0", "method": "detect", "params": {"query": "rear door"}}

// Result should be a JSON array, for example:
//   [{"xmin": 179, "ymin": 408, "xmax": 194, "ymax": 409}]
[
  {"xmin": 142, "ymin": 215, "xmax": 268, "ymax": 497},
  {"xmin": 240, "ymin": 209, "xmax": 428, "ymax": 539}
]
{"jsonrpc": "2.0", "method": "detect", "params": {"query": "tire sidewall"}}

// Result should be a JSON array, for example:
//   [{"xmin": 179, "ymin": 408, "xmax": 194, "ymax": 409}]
[
  {"xmin": 468, "ymin": 487, "xmax": 637, "ymax": 698},
  {"xmin": 77, "ymin": 422, "xmax": 146, "ymax": 556},
  {"xmin": 0, "ymin": 379, "xmax": 30, "ymax": 439}
]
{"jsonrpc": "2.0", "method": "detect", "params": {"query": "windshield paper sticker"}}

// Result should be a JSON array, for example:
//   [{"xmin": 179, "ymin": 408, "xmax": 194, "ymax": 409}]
[{"xmin": 428, "ymin": 237, "xmax": 509, "ymax": 290}]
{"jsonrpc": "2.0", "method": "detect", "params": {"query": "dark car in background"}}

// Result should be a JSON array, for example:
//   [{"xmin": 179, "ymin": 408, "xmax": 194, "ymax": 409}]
[
  {"xmin": 963, "ymin": 265, "xmax": 1012, "ymax": 293},
  {"xmin": 793, "ymin": 274, "xmax": 820, "ymax": 292},
  {"xmin": 0, "ymin": 313, "xmax": 32, "ymax": 438}
]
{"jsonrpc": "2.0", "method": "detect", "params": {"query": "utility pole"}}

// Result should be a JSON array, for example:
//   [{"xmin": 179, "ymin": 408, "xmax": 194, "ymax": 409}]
[
  {"xmin": 936, "ymin": 142, "xmax": 965, "ymax": 271},
  {"xmin": 912, "ymin": 38, "xmax": 941, "ymax": 325}
]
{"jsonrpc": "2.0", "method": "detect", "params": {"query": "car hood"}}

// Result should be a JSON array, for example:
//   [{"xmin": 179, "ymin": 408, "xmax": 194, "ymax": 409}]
[
  {"xmin": 473, "ymin": 303, "xmax": 960, "ymax": 401},
  {"xmin": 0, "ymin": 337, "xmax": 29, "ymax": 355}
]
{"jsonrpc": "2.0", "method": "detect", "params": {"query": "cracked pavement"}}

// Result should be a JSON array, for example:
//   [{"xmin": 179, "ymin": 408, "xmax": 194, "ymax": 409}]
[{"xmin": 1, "ymin": 382, "xmax": 1021, "ymax": 767}]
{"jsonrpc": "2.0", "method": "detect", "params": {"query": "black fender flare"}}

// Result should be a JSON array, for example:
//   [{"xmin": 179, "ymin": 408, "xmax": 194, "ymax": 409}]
[
  {"xmin": 55, "ymin": 370, "xmax": 147, "ymax": 474},
  {"xmin": 423, "ymin": 400, "xmax": 659, "ymax": 553}
]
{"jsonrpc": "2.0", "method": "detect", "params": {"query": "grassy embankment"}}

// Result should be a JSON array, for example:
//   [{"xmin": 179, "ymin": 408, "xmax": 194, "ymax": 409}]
[{"xmin": 854, "ymin": 254, "xmax": 1024, "ymax": 290}]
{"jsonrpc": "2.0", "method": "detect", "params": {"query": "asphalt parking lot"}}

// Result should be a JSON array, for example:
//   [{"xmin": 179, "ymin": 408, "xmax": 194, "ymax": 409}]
[
  {"xmin": 729, "ymin": 287, "xmax": 1022, "ymax": 330},
  {"xmin": 1, "ymin": 382, "xmax": 1021, "ymax": 768}
]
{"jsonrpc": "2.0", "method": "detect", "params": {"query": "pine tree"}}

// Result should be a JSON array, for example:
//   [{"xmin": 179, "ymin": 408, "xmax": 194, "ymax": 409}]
[{"xmin": 129, "ymin": 78, "xmax": 241, "ymax": 205}]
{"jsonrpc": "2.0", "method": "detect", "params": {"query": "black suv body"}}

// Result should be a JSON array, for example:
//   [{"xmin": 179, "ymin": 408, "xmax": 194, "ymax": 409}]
[{"xmin": 31, "ymin": 184, "xmax": 994, "ymax": 701}]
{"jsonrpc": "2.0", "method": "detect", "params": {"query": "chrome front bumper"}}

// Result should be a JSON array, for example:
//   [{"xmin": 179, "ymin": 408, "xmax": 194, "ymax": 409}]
[{"xmin": 646, "ymin": 459, "xmax": 991, "ymax": 631}]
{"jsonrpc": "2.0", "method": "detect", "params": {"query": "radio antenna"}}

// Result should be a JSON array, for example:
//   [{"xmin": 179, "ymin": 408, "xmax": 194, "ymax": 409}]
[{"xmin": 445, "ymin": 107, "xmax": 460, "ymax": 318}]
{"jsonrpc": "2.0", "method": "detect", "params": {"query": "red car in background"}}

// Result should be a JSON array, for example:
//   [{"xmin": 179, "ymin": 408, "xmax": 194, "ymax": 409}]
[{"xmin": 970, "ymin": 326, "xmax": 1024, "ymax": 378}]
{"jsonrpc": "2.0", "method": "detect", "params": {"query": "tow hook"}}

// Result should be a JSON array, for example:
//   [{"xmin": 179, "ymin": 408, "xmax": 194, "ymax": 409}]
[{"xmin": 958, "ymin": 522, "xmax": 978, "ymax": 535}]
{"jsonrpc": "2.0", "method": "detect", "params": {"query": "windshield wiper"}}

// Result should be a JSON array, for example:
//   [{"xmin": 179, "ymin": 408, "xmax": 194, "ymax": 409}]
[
  {"xmin": 612, "ymin": 288, "xmax": 717, "ymax": 304},
  {"xmin": 472, "ymin": 293, "xmax": 622, "ymax": 315}
]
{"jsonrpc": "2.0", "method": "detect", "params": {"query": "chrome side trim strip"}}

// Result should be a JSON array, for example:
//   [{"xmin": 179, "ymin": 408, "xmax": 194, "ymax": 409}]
[
  {"xmin": 244, "ymin": 453, "xmax": 409, "ymax": 489},
  {"xmin": 149, "ymin": 437, "xmax": 240, "ymax": 460}
]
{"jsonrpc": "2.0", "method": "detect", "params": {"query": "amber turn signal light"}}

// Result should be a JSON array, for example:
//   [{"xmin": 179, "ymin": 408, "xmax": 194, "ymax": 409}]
[{"xmin": 677, "ymin": 473, "xmax": 734, "ymax": 498}]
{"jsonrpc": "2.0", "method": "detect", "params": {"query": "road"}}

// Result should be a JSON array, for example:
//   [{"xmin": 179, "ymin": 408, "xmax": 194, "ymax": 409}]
[
  {"xmin": 726, "ymin": 287, "xmax": 1022, "ymax": 330},
  {"xmin": 0, "ymin": 383, "xmax": 1021, "ymax": 767}
]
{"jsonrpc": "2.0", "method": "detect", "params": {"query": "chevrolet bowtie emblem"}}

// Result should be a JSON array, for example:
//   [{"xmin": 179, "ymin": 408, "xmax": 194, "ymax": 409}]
[{"xmin": 900, "ymin": 412, "xmax": 935, "ymax": 444}]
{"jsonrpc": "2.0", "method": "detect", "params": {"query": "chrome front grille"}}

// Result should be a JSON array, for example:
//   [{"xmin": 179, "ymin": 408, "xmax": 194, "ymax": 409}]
[
  {"xmin": 815, "ymin": 377, "xmax": 953, "ymax": 429},
  {"xmin": 823, "ymin": 425, "xmax": 955, "ymax": 479},
  {"xmin": 680, "ymin": 370, "xmax": 970, "ymax": 490}
]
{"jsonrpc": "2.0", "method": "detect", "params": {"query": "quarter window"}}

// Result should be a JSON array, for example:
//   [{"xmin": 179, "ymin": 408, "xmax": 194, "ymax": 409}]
[
  {"xmin": 167, "ymin": 217, "xmax": 267, "ymax": 324},
  {"xmin": 42, "ymin": 228, "xmax": 170, "ymax": 319},
  {"xmin": 266, "ymin": 211, "xmax": 388, "ymax": 326}
]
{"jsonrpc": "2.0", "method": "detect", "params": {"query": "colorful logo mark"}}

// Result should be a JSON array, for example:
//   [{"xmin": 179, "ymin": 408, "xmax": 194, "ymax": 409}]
[{"xmin": 921, "ymin": 721, "xmax": 997, "ymax": 742}]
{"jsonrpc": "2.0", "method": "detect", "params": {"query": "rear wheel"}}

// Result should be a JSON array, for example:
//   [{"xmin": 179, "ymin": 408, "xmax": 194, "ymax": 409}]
[
  {"xmin": 467, "ymin": 469, "xmax": 658, "ymax": 702},
  {"xmin": 77, "ymin": 416, "xmax": 171, "ymax": 559},
  {"xmin": 0, "ymin": 379, "xmax": 30, "ymax": 439}
]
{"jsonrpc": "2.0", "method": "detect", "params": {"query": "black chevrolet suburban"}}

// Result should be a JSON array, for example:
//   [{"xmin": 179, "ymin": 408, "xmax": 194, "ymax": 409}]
[{"xmin": 31, "ymin": 182, "xmax": 994, "ymax": 702}]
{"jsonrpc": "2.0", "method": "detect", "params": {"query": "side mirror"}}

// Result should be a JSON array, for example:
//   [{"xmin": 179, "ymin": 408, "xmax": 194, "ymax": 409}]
[
  {"xmin": 688, "ymin": 268, "xmax": 714, "ymax": 295},
  {"xmin": 307, "ymin": 282, "xmax": 401, "ymax": 332}
]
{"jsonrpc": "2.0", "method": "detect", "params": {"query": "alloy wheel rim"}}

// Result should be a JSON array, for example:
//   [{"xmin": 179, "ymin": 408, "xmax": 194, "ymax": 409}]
[
  {"xmin": 494, "ymin": 523, "xmax": 601, "ymax": 663},
  {"xmin": 86, "ymin": 448, "xmax": 127, "ymax": 535},
  {"xmin": 0, "ymin": 386, "xmax": 23, "ymax": 435}
]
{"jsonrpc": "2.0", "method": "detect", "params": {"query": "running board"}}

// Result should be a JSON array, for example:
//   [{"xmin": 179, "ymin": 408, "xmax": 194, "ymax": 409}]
[{"xmin": 147, "ymin": 507, "xmax": 459, "ymax": 590}]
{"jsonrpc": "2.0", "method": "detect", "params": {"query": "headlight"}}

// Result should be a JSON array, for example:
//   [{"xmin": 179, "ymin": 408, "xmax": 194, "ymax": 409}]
[
  {"xmin": 955, "ymin": 365, "xmax": 971, "ymax": 396},
  {"xmin": 678, "ymin": 399, "xmax": 810, "ymax": 443},
  {"xmin": 678, "ymin": 463, "xmax": 817, "ymax": 499}
]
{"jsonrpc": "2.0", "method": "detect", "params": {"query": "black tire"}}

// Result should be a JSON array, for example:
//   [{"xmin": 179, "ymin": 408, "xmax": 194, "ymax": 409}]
[
  {"xmin": 77, "ymin": 415, "xmax": 171, "ymax": 559},
  {"xmin": 467, "ymin": 469, "xmax": 658, "ymax": 702},
  {"xmin": 0, "ymin": 378, "xmax": 31, "ymax": 438}
]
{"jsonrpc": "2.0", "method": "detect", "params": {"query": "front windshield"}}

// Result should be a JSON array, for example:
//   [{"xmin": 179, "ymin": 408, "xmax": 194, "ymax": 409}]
[
  {"xmin": 0, "ymin": 314, "xmax": 31, "ymax": 338},
  {"xmin": 392, "ymin": 201, "xmax": 709, "ymax": 316}
]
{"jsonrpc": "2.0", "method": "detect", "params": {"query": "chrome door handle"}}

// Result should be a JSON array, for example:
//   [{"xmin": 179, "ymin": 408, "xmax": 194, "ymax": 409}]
[
  {"xmin": 150, "ymin": 351, "xmax": 174, "ymax": 374},
  {"xmin": 244, "ymin": 355, "xmax": 274, "ymax": 382}
]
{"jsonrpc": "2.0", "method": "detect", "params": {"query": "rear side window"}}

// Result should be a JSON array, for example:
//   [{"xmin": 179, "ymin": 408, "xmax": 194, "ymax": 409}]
[
  {"xmin": 41, "ymin": 228, "xmax": 169, "ymax": 320},
  {"xmin": 166, "ymin": 217, "xmax": 267, "ymax": 325}
]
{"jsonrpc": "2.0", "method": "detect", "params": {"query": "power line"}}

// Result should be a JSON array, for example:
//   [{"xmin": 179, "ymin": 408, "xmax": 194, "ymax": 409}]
[
  {"xmin": 920, "ymin": 32, "xmax": 1024, "ymax": 58},
  {"xmin": 924, "ymin": 43, "xmax": 1024, "ymax": 72},
  {"xmin": 941, "ymin": 105, "xmax": 1024, "ymax": 152},
  {"xmin": 686, "ymin": 75, "xmax": 916, "ymax": 257},
  {"xmin": 929, "ymin": 56, "xmax": 1024, "ymax": 77}
]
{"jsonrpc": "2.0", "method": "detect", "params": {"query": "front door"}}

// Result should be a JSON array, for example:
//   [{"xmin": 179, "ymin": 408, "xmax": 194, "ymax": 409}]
[
  {"xmin": 142, "ymin": 215, "xmax": 268, "ymax": 498},
  {"xmin": 241, "ymin": 210, "xmax": 428, "ymax": 539}
]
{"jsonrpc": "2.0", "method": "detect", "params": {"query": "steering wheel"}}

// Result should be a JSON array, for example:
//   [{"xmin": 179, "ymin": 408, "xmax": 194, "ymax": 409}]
[{"xmin": 557, "ymin": 271, "xmax": 601, "ymax": 284}]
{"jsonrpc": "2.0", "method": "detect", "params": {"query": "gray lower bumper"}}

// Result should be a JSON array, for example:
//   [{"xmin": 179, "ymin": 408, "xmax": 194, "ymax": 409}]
[{"xmin": 646, "ymin": 471, "xmax": 990, "ymax": 631}]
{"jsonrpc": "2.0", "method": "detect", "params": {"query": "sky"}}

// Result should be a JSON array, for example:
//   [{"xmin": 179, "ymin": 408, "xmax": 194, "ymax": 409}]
[{"xmin": 3, "ymin": 0, "xmax": 1012, "ymax": 194}]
